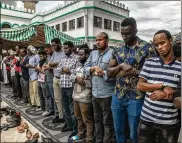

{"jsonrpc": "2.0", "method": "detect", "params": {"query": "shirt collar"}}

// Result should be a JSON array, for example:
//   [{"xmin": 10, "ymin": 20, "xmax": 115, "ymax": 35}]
[
  {"xmin": 98, "ymin": 46, "xmax": 110, "ymax": 55},
  {"xmin": 159, "ymin": 56, "xmax": 176, "ymax": 66},
  {"xmin": 122, "ymin": 36, "xmax": 142, "ymax": 49},
  {"xmin": 65, "ymin": 53, "xmax": 75, "ymax": 58}
]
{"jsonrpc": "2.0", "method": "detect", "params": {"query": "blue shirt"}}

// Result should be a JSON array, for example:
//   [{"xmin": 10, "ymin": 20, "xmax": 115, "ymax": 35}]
[
  {"xmin": 50, "ymin": 51, "xmax": 65, "ymax": 77},
  {"xmin": 28, "ymin": 54, "xmax": 40, "ymax": 81},
  {"xmin": 84, "ymin": 47, "xmax": 116, "ymax": 98},
  {"xmin": 114, "ymin": 37, "xmax": 156, "ymax": 99}
]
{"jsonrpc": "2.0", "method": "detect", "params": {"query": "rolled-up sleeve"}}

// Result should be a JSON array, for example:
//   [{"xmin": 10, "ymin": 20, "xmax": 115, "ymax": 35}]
[
  {"xmin": 57, "ymin": 60, "xmax": 62, "ymax": 73},
  {"xmin": 83, "ymin": 52, "xmax": 93, "ymax": 76}
]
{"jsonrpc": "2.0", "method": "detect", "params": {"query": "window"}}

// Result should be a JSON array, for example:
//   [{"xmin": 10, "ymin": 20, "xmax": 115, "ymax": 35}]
[
  {"xmin": 113, "ymin": 21, "xmax": 120, "ymax": 31},
  {"xmin": 51, "ymin": 26, "xmax": 54, "ymax": 29},
  {"xmin": 69, "ymin": 19, "xmax": 75, "ymax": 30},
  {"xmin": 77, "ymin": 16, "xmax": 84, "ymax": 28},
  {"xmin": 94, "ymin": 16, "xmax": 102, "ymax": 28},
  {"xmin": 62, "ymin": 22, "xmax": 67, "ymax": 32},
  {"xmin": 104, "ymin": 19, "xmax": 111, "ymax": 30},
  {"xmin": 56, "ymin": 24, "xmax": 60, "ymax": 31}
]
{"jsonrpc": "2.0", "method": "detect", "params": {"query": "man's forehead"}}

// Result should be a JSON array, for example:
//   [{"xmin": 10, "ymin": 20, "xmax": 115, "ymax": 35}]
[
  {"xmin": 153, "ymin": 33, "xmax": 168, "ymax": 41},
  {"xmin": 96, "ymin": 33, "xmax": 105, "ymax": 39},
  {"xmin": 121, "ymin": 25, "xmax": 133, "ymax": 30}
]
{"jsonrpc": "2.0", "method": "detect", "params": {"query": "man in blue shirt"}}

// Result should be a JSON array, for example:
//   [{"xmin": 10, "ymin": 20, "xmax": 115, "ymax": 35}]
[
  {"xmin": 84, "ymin": 32, "xmax": 115, "ymax": 143},
  {"xmin": 107, "ymin": 17, "xmax": 156, "ymax": 143}
]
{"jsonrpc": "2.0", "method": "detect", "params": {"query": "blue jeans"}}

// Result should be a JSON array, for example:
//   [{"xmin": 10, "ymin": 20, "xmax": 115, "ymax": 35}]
[
  {"xmin": 46, "ymin": 79, "xmax": 58, "ymax": 114},
  {"xmin": 111, "ymin": 94, "xmax": 144, "ymax": 143}
]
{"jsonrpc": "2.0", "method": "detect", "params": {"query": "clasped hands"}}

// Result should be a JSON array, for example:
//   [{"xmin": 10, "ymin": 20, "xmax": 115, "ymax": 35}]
[
  {"xmin": 117, "ymin": 63, "xmax": 138, "ymax": 77},
  {"xmin": 150, "ymin": 86, "xmax": 174, "ymax": 101},
  {"xmin": 90, "ymin": 66, "xmax": 104, "ymax": 76}
]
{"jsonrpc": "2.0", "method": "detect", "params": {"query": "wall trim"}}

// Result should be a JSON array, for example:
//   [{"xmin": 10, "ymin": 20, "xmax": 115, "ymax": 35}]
[
  {"xmin": 77, "ymin": 36, "xmax": 123, "ymax": 42},
  {"xmin": 43, "ymin": 6, "xmax": 127, "ymax": 24}
]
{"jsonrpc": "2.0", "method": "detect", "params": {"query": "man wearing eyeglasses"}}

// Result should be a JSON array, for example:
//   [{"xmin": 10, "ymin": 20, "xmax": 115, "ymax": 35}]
[{"xmin": 107, "ymin": 17, "xmax": 156, "ymax": 143}]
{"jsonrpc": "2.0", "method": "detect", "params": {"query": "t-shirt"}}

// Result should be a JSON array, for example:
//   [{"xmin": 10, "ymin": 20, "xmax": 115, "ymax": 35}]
[{"xmin": 139, "ymin": 57, "xmax": 181, "ymax": 125}]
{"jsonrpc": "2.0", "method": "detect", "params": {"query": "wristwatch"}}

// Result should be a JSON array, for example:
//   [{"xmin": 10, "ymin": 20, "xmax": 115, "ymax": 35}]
[{"xmin": 161, "ymin": 82, "xmax": 168, "ymax": 90}]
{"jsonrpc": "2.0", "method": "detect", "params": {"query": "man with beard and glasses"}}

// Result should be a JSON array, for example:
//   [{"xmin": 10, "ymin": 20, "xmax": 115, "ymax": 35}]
[{"xmin": 137, "ymin": 30, "xmax": 181, "ymax": 143}]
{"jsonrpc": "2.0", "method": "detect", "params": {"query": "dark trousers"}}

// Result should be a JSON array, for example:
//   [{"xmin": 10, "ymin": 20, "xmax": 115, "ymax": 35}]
[
  {"xmin": 11, "ymin": 76, "xmax": 17, "ymax": 97},
  {"xmin": 62, "ymin": 87, "xmax": 77, "ymax": 132},
  {"xmin": 74, "ymin": 100, "xmax": 94, "ymax": 143},
  {"xmin": 15, "ymin": 72, "xmax": 22, "ymax": 98},
  {"xmin": 92, "ymin": 96, "xmax": 114, "ymax": 143},
  {"xmin": 138, "ymin": 119, "xmax": 180, "ymax": 143},
  {"xmin": 46, "ymin": 79, "xmax": 58, "ymax": 114},
  {"xmin": 38, "ymin": 82, "xmax": 46, "ymax": 110},
  {"xmin": 7, "ymin": 70, "xmax": 12, "ymax": 87},
  {"xmin": 20, "ymin": 76, "xmax": 30, "ymax": 103}
]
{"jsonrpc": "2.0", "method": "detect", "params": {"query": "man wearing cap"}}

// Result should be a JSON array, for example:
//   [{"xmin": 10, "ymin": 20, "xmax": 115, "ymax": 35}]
[{"xmin": 26, "ymin": 45, "xmax": 40, "ymax": 110}]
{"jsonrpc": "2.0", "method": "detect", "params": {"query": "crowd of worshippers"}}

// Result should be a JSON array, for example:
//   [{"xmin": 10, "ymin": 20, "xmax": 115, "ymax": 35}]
[{"xmin": 0, "ymin": 17, "xmax": 181, "ymax": 143}]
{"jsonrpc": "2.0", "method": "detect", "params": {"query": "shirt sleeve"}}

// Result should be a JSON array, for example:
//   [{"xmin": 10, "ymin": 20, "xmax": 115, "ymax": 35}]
[
  {"xmin": 83, "ymin": 52, "xmax": 93, "ymax": 76},
  {"xmin": 173, "ymin": 78, "xmax": 181, "ymax": 99},
  {"xmin": 34, "ymin": 55, "xmax": 40, "ymax": 67},
  {"xmin": 138, "ymin": 60, "xmax": 150, "ymax": 81},
  {"xmin": 57, "ymin": 60, "xmax": 62, "ymax": 73}
]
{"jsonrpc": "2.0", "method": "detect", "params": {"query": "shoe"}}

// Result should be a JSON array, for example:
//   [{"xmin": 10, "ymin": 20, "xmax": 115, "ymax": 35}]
[
  {"xmin": 26, "ymin": 103, "xmax": 32, "ymax": 107},
  {"xmin": 32, "ymin": 132, "xmax": 39, "ymax": 139},
  {"xmin": 42, "ymin": 111, "xmax": 53, "ymax": 117},
  {"xmin": 68, "ymin": 131, "xmax": 78, "ymax": 139},
  {"xmin": 7, "ymin": 119, "xmax": 21, "ymax": 128},
  {"xmin": 26, "ymin": 129, "xmax": 32, "ymax": 139},
  {"xmin": 52, "ymin": 116, "xmax": 65, "ymax": 123},
  {"xmin": 35, "ymin": 107, "xmax": 42, "ymax": 112},
  {"xmin": 6, "ymin": 112, "xmax": 21, "ymax": 123}
]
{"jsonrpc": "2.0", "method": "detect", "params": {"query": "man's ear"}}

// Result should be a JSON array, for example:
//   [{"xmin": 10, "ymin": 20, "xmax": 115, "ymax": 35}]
[
  {"xmin": 169, "ymin": 38, "xmax": 173, "ymax": 44},
  {"xmin": 135, "ymin": 29, "xmax": 138, "ymax": 35}
]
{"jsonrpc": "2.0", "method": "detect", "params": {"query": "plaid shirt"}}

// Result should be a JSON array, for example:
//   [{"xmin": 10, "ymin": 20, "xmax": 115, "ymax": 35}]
[{"xmin": 57, "ymin": 53, "xmax": 79, "ymax": 88}]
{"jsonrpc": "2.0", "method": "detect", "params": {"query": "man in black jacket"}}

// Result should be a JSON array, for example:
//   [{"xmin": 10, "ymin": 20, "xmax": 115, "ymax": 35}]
[{"xmin": 19, "ymin": 49, "xmax": 30, "ymax": 104}]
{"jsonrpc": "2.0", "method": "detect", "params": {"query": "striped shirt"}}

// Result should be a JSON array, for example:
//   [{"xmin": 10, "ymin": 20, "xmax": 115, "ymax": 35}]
[{"xmin": 139, "ymin": 57, "xmax": 181, "ymax": 124}]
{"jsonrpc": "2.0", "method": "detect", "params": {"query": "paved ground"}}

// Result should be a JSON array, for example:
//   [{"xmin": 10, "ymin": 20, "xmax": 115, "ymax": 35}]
[{"xmin": 1, "ymin": 100, "xmax": 44, "ymax": 142}]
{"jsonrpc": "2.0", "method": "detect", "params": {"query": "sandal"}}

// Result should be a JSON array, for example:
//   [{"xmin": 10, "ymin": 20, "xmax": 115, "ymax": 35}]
[
  {"xmin": 32, "ymin": 132, "xmax": 39, "ymax": 139},
  {"xmin": 22, "ymin": 122, "xmax": 29, "ymax": 129},
  {"xmin": 26, "ymin": 129, "xmax": 32, "ymax": 139},
  {"xmin": 17, "ymin": 125, "xmax": 25, "ymax": 133}
]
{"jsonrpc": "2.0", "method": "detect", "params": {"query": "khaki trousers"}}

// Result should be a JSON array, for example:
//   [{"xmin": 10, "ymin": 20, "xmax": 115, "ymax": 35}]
[
  {"xmin": 53, "ymin": 77, "xmax": 63, "ymax": 118},
  {"xmin": 29, "ymin": 80, "xmax": 40, "ymax": 106}
]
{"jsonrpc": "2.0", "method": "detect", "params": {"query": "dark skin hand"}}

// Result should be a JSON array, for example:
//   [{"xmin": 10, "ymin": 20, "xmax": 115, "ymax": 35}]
[
  {"xmin": 62, "ymin": 67, "xmax": 70, "ymax": 74},
  {"xmin": 26, "ymin": 64, "xmax": 33, "ymax": 68},
  {"xmin": 76, "ymin": 76, "xmax": 85, "ymax": 86}
]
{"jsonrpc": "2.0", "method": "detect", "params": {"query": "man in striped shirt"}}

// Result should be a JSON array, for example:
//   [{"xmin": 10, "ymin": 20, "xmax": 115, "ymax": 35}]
[{"xmin": 137, "ymin": 30, "xmax": 181, "ymax": 143}]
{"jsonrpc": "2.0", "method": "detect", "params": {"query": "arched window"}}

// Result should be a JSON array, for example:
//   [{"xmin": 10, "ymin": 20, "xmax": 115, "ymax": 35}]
[{"xmin": 1, "ymin": 23, "xmax": 11, "ymax": 29}]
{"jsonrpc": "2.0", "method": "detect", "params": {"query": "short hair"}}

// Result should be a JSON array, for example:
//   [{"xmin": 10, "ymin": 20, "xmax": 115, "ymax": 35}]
[
  {"xmin": 154, "ymin": 30, "xmax": 172, "ymax": 40},
  {"xmin": 79, "ymin": 44, "xmax": 90, "ymax": 56},
  {"xmin": 100, "ymin": 32, "xmax": 109, "ymax": 40},
  {"xmin": 121, "ymin": 17, "xmax": 137, "ymax": 29},
  {"xmin": 20, "ymin": 48, "xmax": 27, "ymax": 54},
  {"xmin": 63, "ymin": 41, "xmax": 74, "ymax": 48},
  {"xmin": 51, "ymin": 38, "xmax": 61, "ymax": 44},
  {"xmin": 44, "ymin": 44, "xmax": 52, "ymax": 49},
  {"xmin": 38, "ymin": 50, "xmax": 47, "ymax": 56}
]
